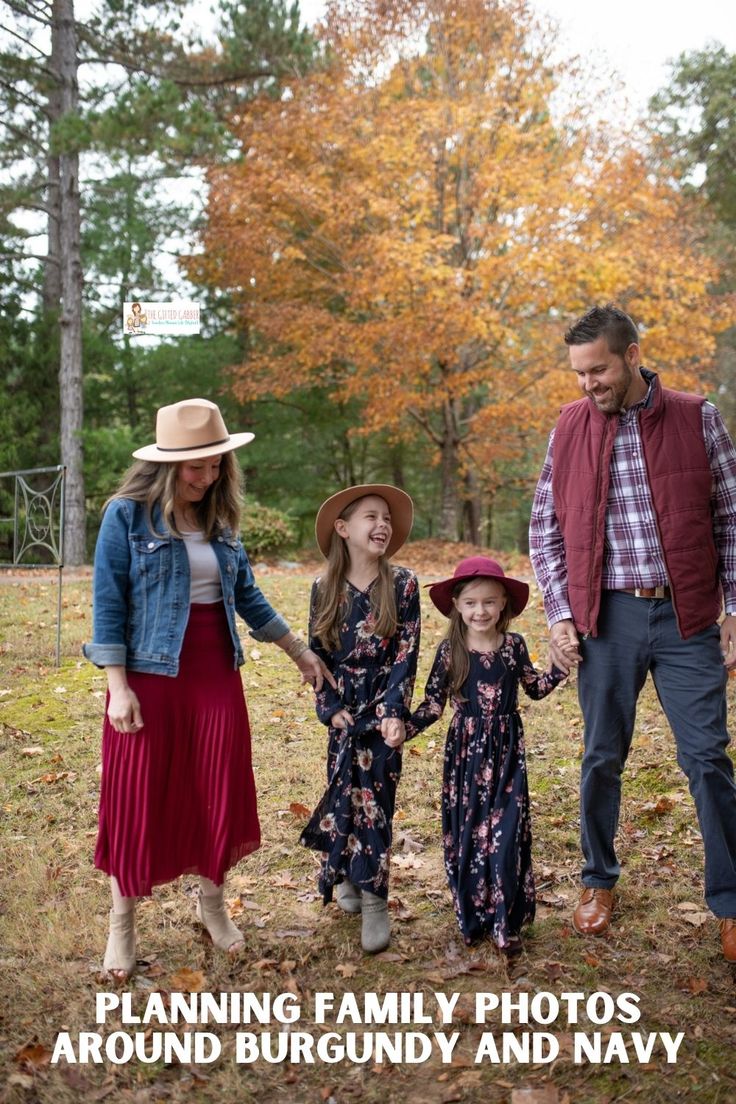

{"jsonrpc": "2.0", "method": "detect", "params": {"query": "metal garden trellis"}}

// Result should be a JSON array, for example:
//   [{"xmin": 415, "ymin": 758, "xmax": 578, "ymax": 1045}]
[{"xmin": 0, "ymin": 465, "xmax": 66, "ymax": 666}]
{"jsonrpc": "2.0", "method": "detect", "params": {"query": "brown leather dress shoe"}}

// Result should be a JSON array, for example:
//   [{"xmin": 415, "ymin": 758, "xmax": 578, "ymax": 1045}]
[
  {"xmin": 572, "ymin": 888, "xmax": 614, "ymax": 935},
  {"xmin": 720, "ymin": 919, "xmax": 736, "ymax": 962}
]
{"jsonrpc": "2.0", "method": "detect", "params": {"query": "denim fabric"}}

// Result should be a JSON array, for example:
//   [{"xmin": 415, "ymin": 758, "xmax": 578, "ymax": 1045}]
[
  {"xmin": 578, "ymin": 590, "xmax": 736, "ymax": 916},
  {"xmin": 83, "ymin": 498, "xmax": 289, "ymax": 675}
]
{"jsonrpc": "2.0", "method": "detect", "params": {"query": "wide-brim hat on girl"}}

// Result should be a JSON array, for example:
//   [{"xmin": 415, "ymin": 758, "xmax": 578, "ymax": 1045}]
[
  {"xmin": 315, "ymin": 484, "xmax": 414, "ymax": 558},
  {"xmin": 428, "ymin": 556, "xmax": 529, "ymax": 617},
  {"xmin": 132, "ymin": 398, "xmax": 254, "ymax": 462}
]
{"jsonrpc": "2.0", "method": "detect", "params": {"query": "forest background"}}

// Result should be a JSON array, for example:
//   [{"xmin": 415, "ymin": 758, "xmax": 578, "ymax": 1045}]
[
  {"xmin": 2, "ymin": 0, "xmax": 736, "ymax": 564},
  {"xmin": 3, "ymin": 5, "xmax": 736, "ymax": 1103}
]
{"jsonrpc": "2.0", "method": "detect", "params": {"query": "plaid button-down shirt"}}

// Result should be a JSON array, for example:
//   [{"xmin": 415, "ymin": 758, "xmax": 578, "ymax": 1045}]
[{"xmin": 529, "ymin": 372, "xmax": 736, "ymax": 626}]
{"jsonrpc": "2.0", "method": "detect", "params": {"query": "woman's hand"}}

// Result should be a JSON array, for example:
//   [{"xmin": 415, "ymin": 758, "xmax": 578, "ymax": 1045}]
[
  {"xmin": 331, "ymin": 709, "xmax": 354, "ymax": 730},
  {"xmin": 296, "ymin": 648, "xmax": 337, "ymax": 692},
  {"xmin": 105, "ymin": 666, "xmax": 144, "ymax": 733},
  {"xmin": 381, "ymin": 717, "xmax": 406, "ymax": 749}
]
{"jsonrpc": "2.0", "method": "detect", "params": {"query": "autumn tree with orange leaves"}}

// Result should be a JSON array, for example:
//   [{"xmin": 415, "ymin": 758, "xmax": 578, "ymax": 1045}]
[{"xmin": 192, "ymin": 0, "xmax": 733, "ymax": 542}]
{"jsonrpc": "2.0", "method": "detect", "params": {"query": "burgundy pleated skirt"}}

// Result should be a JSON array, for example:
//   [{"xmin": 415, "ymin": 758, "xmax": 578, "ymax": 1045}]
[{"xmin": 95, "ymin": 603, "xmax": 260, "ymax": 897}]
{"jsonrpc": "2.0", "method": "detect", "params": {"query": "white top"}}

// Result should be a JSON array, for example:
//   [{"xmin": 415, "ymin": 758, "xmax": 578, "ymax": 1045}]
[{"xmin": 180, "ymin": 530, "xmax": 222, "ymax": 604}]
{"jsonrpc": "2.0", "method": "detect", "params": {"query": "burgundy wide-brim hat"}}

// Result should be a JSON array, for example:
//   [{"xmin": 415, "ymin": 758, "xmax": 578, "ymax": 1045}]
[
  {"xmin": 132, "ymin": 398, "xmax": 254, "ymax": 462},
  {"xmin": 315, "ymin": 484, "xmax": 414, "ymax": 558},
  {"xmin": 427, "ymin": 555, "xmax": 529, "ymax": 617}
]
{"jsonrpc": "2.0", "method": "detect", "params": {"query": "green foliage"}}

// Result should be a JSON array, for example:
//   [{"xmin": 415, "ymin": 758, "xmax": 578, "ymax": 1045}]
[
  {"xmin": 241, "ymin": 500, "xmax": 296, "ymax": 557},
  {"xmin": 651, "ymin": 46, "xmax": 736, "ymax": 226}
]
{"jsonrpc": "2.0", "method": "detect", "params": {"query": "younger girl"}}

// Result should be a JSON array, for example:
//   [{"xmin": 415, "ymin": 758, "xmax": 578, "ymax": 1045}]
[
  {"xmin": 407, "ymin": 556, "xmax": 564, "ymax": 953},
  {"xmin": 300, "ymin": 485, "xmax": 420, "ymax": 953}
]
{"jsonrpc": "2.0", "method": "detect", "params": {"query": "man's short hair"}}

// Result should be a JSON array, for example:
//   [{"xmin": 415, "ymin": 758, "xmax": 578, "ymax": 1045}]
[{"xmin": 564, "ymin": 304, "xmax": 640, "ymax": 357}]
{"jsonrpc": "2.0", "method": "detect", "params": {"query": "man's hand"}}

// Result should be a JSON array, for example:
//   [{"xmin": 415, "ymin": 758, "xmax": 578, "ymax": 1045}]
[
  {"xmin": 721, "ymin": 614, "xmax": 736, "ymax": 669},
  {"xmin": 550, "ymin": 619, "xmax": 582, "ymax": 675}
]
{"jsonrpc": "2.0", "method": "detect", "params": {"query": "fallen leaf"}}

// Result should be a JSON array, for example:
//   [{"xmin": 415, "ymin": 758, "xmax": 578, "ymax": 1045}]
[
  {"xmin": 684, "ymin": 976, "xmax": 708, "ymax": 994},
  {"xmin": 14, "ymin": 1042, "xmax": 52, "ymax": 1071},
  {"xmin": 20, "ymin": 746, "xmax": 44, "ymax": 756},
  {"xmin": 681, "ymin": 911, "xmax": 710, "ymax": 928},
  {"xmin": 289, "ymin": 801, "xmax": 312, "ymax": 818},
  {"xmin": 252, "ymin": 958, "xmax": 279, "ymax": 971},
  {"xmin": 511, "ymin": 1088, "xmax": 560, "ymax": 1104},
  {"xmin": 336, "ymin": 962, "xmax": 358, "ymax": 978},
  {"xmin": 274, "ymin": 928, "xmax": 315, "ymax": 939},
  {"xmin": 169, "ymin": 967, "xmax": 206, "ymax": 992},
  {"xmin": 395, "ymin": 830, "xmax": 425, "ymax": 854},
  {"xmin": 271, "ymin": 872, "xmax": 299, "ymax": 889},
  {"xmin": 6, "ymin": 1073, "xmax": 34, "ymax": 1089}
]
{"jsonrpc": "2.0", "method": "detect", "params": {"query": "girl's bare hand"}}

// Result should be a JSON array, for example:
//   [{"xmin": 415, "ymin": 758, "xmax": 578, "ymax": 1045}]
[
  {"xmin": 331, "ymin": 709, "xmax": 354, "ymax": 730},
  {"xmin": 381, "ymin": 717, "xmax": 406, "ymax": 748}
]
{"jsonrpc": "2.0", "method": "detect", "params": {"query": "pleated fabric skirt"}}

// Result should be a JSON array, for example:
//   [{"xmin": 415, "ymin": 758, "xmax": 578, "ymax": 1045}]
[{"xmin": 94, "ymin": 603, "xmax": 260, "ymax": 897}]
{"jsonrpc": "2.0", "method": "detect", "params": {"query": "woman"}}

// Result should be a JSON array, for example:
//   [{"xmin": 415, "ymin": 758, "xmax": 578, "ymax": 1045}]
[{"xmin": 84, "ymin": 397, "xmax": 331, "ymax": 979}]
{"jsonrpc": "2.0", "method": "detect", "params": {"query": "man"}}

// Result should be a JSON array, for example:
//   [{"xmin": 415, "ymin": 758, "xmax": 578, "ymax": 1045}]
[{"xmin": 529, "ymin": 303, "xmax": 736, "ymax": 960}]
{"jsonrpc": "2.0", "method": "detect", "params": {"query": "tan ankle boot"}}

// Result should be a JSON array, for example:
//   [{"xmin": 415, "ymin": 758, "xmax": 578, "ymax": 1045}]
[
  {"xmin": 103, "ymin": 909, "xmax": 136, "ymax": 981},
  {"xmin": 196, "ymin": 890, "xmax": 244, "ymax": 953}
]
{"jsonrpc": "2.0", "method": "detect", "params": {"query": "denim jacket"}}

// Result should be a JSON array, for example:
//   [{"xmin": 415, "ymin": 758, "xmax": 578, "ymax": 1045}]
[{"xmin": 82, "ymin": 498, "xmax": 289, "ymax": 676}]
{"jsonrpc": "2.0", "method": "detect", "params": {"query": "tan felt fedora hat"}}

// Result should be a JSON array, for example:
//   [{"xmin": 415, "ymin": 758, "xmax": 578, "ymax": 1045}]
[
  {"xmin": 315, "ymin": 484, "xmax": 414, "ymax": 558},
  {"xmin": 132, "ymin": 398, "xmax": 254, "ymax": 462}
]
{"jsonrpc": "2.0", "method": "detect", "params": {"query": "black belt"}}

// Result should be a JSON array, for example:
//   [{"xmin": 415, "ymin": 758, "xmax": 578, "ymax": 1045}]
[{"xmin": 618, "ymin": 586, "xmax": 671, "ymax": 599}]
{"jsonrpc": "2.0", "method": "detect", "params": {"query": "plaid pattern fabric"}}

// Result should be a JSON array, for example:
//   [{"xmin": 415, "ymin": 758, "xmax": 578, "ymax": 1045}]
[{"xmin": 530, "ymin": 375, "xmax": 736, "ymax": 626}]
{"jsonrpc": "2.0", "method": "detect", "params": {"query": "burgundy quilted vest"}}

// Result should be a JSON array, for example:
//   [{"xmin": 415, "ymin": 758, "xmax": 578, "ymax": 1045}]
[{"xmin": 552, "ymin": 379, "xmax": 720, "ymax": 639}]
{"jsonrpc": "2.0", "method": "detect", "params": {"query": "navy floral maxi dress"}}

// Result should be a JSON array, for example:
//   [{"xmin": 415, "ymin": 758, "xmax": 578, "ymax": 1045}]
[
  {"xmin": 407, "ymin": 633, "xmax": 564, "ymax": 947},
  {"xmin": 300, "ymin": 566, "xmax": 420, "ymax": 902}
]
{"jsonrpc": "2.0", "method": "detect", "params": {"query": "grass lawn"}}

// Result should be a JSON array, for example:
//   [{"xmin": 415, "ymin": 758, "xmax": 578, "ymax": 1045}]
[{"xmin": 2, "ymin": 544, "xmax": 736, "ymax": 1103}]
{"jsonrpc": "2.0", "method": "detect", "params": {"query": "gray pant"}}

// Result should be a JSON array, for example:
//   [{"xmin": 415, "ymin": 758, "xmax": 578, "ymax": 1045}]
[{"xmin": 578, "ymin": 591, "xmax": 736, "ymax": 917}]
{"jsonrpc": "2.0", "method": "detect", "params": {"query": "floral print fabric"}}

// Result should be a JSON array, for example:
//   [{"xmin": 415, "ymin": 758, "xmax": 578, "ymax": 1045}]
[
  {"xmin": 300, "ymin": 566, "xmax": 420, "ymax": 901},
  {"xmin": 408, "ymin": 633, "xmax": 564, "ymax": 946}
]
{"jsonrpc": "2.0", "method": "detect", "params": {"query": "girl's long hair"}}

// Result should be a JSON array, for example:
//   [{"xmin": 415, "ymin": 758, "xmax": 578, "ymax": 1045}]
[
  {"xmin": 311, "ymin": 498, "xmax": 398, "ymax": 652},
  {"xmin": 446, "ymin": 578, "xmax": 513, "ymax": 698},
  {"xmin": 104, "ymin": 451, "xmax": 242, "ymax": 539}
]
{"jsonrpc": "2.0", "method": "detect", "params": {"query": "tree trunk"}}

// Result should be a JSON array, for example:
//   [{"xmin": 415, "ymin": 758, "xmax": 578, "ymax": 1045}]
[
  {"xmin": 54, "ymin": 0, "xmax": 85, "ymax": 564},
  {"xmin": 461, "ymin": 466, "xmax": 481, "ymax": 545},
  {"xmin": 437, "ymin": 397, "xmax": 460, "ymax": 540}
]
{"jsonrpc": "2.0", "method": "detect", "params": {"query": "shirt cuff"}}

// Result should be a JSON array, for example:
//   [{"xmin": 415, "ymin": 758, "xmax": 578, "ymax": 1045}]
[
  {"xmin": 249, "ymin": 613, "xmax": 290, "ymax": 642},
  {"xmin": 82, "ymin": 642, "xmax": 127, "ymax": 668},
  {"xmin": 547, "ymin": 609, "xmax": 574, "ymax": 628}
]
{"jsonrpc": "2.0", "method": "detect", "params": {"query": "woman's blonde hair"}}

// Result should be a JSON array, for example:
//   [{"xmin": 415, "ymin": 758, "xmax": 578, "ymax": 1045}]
[
  {"xmin": 105, "ymin": 451, "xmax": 242, "ymax": 538},
  {"xmin": 446, "ymin": 577, "xmax": 513, "ymax": 698},
  {"xmin": 311, "ymin": 497, "xmax": 398, "ymax": 652}
]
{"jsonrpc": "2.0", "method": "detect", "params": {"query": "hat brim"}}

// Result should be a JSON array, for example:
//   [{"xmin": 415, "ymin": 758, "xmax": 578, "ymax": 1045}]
[
  {"xmin": 132, "ymin": 432, "xmax": 255, "ymax": 462},
  {"xmin": 428, "ymin": 573, "xmax": 529, "ymax": 617},
  {"xmin": 315, "ymin": 484, "xmax": 414, "ymax": 558}
]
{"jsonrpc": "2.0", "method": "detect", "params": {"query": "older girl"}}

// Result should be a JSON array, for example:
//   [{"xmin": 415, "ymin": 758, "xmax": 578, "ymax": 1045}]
[{"xmin": 300, "ymin": 485, "xmax": 420, "ymax": 953}]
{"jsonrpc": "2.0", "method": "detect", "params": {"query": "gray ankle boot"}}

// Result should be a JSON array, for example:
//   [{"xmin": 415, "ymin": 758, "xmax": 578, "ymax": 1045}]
[
  {"xmin": 336, "ymin": 878, "xmax": 362, "ymax": 914},
  {"xmin": 361, "ymin": 891, "xmax": 390, "ymax": 953}
]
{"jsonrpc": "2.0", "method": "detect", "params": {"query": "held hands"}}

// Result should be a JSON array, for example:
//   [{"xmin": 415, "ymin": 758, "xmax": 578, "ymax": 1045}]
[
  {"xmin": 381, "ymin": 717, "xmax": 406, "ymax": 749},
  {"xmin": 721, "ymin": 615, "xmax": 736, "ymax": 669},
  {"xmin": 549, "ymin": 619, "xmax": 582, "ymax": 676},
  {"xmin": 296, "ymin": 648, "xmax": 337, "ymax": 692}
]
